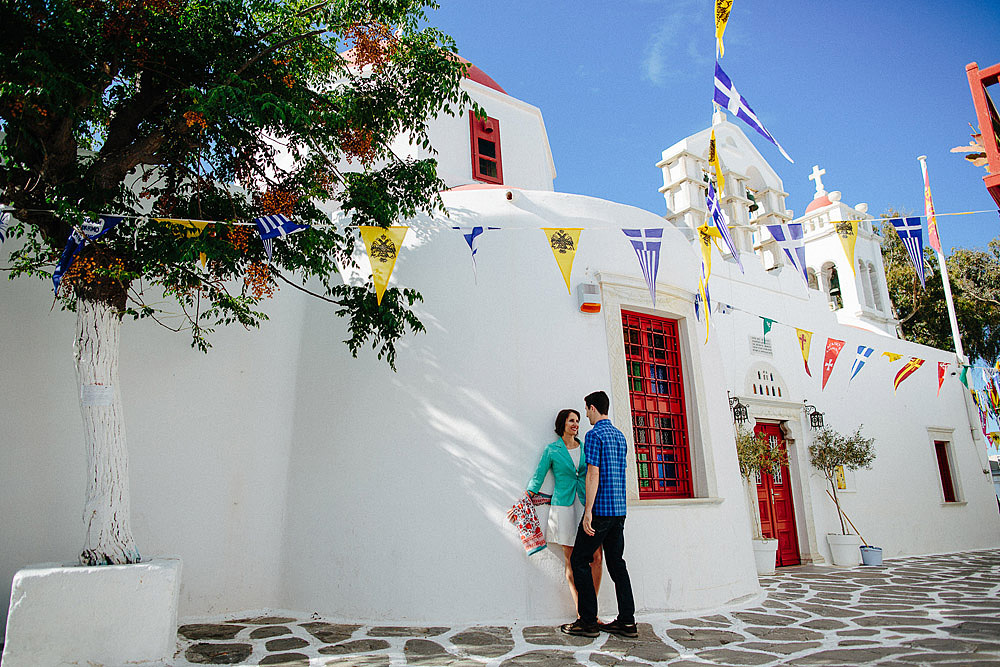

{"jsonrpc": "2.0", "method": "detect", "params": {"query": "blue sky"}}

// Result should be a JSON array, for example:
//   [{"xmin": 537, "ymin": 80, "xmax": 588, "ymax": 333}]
[{"xmin": 432, "ymin": 1, "xmax": 1000, "ymax": 251}]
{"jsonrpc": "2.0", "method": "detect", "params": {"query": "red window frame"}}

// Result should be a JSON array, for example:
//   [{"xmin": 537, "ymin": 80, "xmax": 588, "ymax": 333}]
[
  {"xmin": 934, "ymin": 441, "xmax": 957, "ymax": 503},
  {"xmin": 470, "ymin": 114, "xmax": 503, "ymax": 184},
  {"xmin": 622, "ymin": 311, "xmax": 693, "ymax": 498}
]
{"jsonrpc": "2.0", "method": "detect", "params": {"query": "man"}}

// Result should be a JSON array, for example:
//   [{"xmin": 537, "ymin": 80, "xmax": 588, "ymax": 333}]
[{"xmin": 560, "ymin": 390, "xmax": 637, "ymax": 638}]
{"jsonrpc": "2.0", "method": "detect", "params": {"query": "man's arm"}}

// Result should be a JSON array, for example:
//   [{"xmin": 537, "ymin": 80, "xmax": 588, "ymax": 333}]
[{"xmin": 582, "ymin": 464, "xmax": 600, "ymax": 536}]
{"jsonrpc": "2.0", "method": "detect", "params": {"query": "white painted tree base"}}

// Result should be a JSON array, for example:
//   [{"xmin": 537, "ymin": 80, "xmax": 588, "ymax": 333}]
[{"xmin": 2, "ymin": 558, "xmax": 181, "ymax": 667}]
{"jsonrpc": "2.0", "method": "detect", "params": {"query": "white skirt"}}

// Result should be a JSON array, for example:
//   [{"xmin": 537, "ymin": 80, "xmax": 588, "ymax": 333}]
[{"xmin": 547, "ymin": 499, "xmax": 583, "ymax": 547}]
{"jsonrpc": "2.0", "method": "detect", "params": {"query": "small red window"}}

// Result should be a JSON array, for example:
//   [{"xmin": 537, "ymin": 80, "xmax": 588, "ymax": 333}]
[
  {"xmin": 622, "ymin": 311, "xmax": 693, "ymax": 499},
  {"xmin": 934, "ymin": 441, "xmax": 957, "ymax": 503},
  {"xmin": 470, "ymin": 114, "xmax": 503, "ymax": 184}
]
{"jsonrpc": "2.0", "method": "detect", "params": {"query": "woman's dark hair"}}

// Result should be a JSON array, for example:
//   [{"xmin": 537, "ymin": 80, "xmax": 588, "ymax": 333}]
[{"xmin": 554, "ymin": 408, "xmax": 581, "ymax": 436}]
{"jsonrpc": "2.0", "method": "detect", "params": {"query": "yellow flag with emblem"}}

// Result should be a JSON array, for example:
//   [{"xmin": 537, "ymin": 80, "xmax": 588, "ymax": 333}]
[
  {"xmin": 360, "ymin": 226, "xmax": 408, "ymax": 305},
  {"xmin": 882, "ymin": 351, "xmax": 902, "ymax": 363},
  {"xmin": 542, "ymin": 228, "xmax": 582, "ymax": 294},
  {"xmin": 709, "ymin": 130, "xmax": 725, "ymax": 193},
  {"xmin": 156, "ymin": 218, "xmax": 212, "ymax": 267},
  {"xmin": 715, "ymin": 0, "xmax": 733, "ymax": 58},
  {"xmin": 696, "ymin": 221, "xmax": 722, "ymax": 343},
  {"xmin": 833, "ymin": 221, "xmax": 859, "ymax": 276}
]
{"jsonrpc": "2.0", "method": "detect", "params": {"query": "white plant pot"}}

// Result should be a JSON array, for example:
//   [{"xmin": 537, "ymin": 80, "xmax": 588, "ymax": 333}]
[
  {"xmin": 2, "ymin": 557, "xmax": 182, "ymax": 667},
  {"xmin": 827, "ymin": 533, "xmax": 862, "ymax": 566},
  {"xmin": 752, "ymin": 538, "xmax": 779, "ymax": 575}
]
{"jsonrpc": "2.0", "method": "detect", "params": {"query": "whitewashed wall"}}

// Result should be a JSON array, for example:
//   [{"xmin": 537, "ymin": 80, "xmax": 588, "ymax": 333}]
[
  {"xmin": 0, "ymin": 261, "xmax": 305, "ymax": 637},
  {"xmin": 277, "ymin": 189, "xmax": 760, "ymax": 622},
  {"xmin": 708, "ymin": 253, "xmax": 1000, "ymax": 565}
]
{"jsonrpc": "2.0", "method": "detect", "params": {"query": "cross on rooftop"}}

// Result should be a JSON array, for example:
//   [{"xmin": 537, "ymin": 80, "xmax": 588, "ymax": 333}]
[{"xmin": 808, "ymin": 165, "xmax": 827, "ymax": 196}]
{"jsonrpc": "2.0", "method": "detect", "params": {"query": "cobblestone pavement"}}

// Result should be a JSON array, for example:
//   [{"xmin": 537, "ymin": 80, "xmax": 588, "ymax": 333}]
[{"xmin": 170, "ymin": 550, "xmax": 1000, "ymax": 666}]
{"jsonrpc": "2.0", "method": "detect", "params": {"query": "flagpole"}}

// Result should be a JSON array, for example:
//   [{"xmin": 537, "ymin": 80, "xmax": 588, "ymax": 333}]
[{"xmin": 917, "ymin": 156, "xmax": 965, "ymax": 361}]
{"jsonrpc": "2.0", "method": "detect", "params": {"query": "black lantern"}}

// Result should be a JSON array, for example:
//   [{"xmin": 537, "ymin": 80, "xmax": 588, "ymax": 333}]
[
  {"xmin": 728, "ymin": 392, "xmax": 749, "ymax": 425},
  {"xmin": 803, "ymin": 402, "xmax": 825, "ymax": 429}
]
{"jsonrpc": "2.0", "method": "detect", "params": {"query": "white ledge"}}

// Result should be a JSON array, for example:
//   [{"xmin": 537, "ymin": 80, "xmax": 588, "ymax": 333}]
[{"xmin": 631, "ymin": 497, "xmax": 725, "ymax": 508}]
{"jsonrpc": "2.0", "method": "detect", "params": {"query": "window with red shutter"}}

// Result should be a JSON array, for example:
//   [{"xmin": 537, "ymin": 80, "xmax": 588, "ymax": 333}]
[
  {"xmin": 470, "ymin": 114, "xmax": 503, "ymax": 184},
  {"xmin": 622, "ymin": 311, "xmax": 693, "ymax": 498},
  {"xmin": 934, "ymin": 440, "xmax": 957, "ymax": 503}
]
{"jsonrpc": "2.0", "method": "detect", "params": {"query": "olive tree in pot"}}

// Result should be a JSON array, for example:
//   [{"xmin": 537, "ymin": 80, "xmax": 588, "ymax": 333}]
[
  {"xmin": 808, "ymin": 426, "xmax": 876, "ymax": 566},
  {"xmin": 735, "ymin": 424, "xmax": 788, "ymax": 575}
]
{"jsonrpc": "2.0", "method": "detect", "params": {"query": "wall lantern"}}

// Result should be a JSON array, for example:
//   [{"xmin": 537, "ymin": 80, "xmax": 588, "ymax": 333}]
[
  {"xmin": 803, "ymin": 402, "xmax": 825, "ymax": 430},
  {"xmin": 728, "ymin": 391, "xmax": 749, "ymax": 425}
]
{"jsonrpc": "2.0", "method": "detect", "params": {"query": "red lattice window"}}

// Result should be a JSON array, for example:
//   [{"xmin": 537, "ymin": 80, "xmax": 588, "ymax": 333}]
[
  {"xmin": 622, "ymin": 311, "xmax": 692, "ymax": 498},
  {"xmin": 470, "ymin": 114, "xmax": 503, "ymax": 184}
]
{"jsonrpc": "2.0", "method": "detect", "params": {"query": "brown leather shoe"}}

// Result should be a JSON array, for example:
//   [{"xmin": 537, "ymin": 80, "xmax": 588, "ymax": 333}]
[
  {"xmin": 560, "ymin": 619, "xmax": 599, "ymax": 637},
  {"xmin": 598, "ymin": 619, "xmax": 638, "ymax": 638}
]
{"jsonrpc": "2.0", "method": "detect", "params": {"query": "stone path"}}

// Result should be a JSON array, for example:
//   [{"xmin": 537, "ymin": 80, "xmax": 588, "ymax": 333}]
[{"xmin": 169, "ymin": 549, "xmax": 1000, "ymax": 666}]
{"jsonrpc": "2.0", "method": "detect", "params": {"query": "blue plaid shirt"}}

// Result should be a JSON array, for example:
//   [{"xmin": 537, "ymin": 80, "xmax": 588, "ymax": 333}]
[{"xmin": 584, "ymin": 418, "xmax": 628, "ymax": 516}]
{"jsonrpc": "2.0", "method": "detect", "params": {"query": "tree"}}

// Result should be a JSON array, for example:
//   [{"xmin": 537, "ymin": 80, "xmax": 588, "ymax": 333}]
[
  {"xmin": 0, "ymin": 0, "xmax": 472, "ymax": 565},
  {"xmin": 879, "ymin": 217, "xmax": 1000, "ymax": 364},
  {"xmin": 807, "ymin": 426, "xmax": 875, "ymax": 535},
  {"xmin": 734, "ymin": 424, "xmax": 788, "ymax": 540}
]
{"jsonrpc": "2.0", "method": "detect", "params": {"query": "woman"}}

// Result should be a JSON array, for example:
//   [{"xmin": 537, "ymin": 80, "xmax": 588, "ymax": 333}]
[{"xmin": 526, "ymin": 408, "xmax": 602, "ymax": 609}]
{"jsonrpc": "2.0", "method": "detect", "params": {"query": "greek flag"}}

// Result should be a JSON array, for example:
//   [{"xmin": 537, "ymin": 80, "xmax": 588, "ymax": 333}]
[
  {"xmin": 254, "ymin": 214, "xmax": 309, "ymax": 262},
  {"xmin": 849, "ymin": 345, "xmax": 874, "ymax": 382},
  {"xmin": 765, "ymin": 222, "xmax": 807, "ymax": 284},
  {"xmin": 889, "ymin": 217, "xmax": 926, "ymax": 288},
  {"xmin": 453, "ymin": 226, "xmax": 499, "ymax": 278},
  {"xmin": 0, "ymin": 210, "xmax": 8, "ymax": 244},
  {"xmin": 52, "ymin": 215, "xmax": 124, "ymax": 295},
  {"xmin": 623, "ymin": 228, "xmax": 663, "ymax": 305},
  {"xmin": 714, "ymin": 62, "xmax": 793, "ymax": 163},
  {"xmin": 706, "ymin": 181, "xmax": 744, "ymax": 273}
]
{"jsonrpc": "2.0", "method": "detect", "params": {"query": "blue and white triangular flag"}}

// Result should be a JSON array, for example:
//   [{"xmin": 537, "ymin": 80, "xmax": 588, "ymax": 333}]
[
  {"xmin": 849, "ymin": 345, "xmax": 875, "ymax": 382},
  {"xmin": 623, "ymin": 228, "xmax": 663, "ymax": 305},
  {"xmin": 706, "ymin": 182, "xmax": 744, "ymax": 273},
  {"xmin": 453, "ymin": 226, "xmax": 499, "ymax": 279},
  {"xmin": 889, "ymin": 217, "xmax": 926, "ymax": 289},
  {"xmin": 714, "ymin": 62, "xmax": 793, "ymax": 163},
  {"xmin": 765, "ymin": 221, "xmax": 808, "ymax": 285},
  {"xmin": 0, "ymin": 210, "xmax": 9, "ymax": 245},
  {"xmin": 254, "ymin": 214, "xmax": 309, "ymax": 262},
  {"xmin": 52, "ymin": 215, "xmax": 124, "ymax": 295}
]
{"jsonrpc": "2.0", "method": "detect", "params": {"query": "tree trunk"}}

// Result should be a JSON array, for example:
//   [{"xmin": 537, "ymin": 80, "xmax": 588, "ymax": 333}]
[
  {"xmin": 744, "ymin": 476, "xmax": 764, "ymax": 540},
  {"xmin": 830, "ymin": 478, "xmax": 847, "ymax": 535},
  {"xmin": 74, "ymin": 297, "xmax": 140, "ymax": 565}
]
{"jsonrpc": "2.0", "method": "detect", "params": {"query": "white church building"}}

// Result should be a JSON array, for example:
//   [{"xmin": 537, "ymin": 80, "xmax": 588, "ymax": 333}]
[{"xmin": 3, "ymin": 58, "xmax": 1000, "ymax": 638}]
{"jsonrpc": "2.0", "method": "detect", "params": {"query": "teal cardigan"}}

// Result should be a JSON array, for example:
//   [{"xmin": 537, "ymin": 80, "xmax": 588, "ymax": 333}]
[{"xmin": 526, "ymin": 438, "xmax": 587, "ymax": 507}]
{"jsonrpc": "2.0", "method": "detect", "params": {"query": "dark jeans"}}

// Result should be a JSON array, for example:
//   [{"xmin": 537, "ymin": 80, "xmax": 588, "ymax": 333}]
[{"xmin": 569, "ymin": 515, "xmax": 634, "ymax": 625}]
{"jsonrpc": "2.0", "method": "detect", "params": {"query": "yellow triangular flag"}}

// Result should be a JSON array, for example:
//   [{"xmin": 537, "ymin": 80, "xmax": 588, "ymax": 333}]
[
  {"xmin": 542, "ymin": 228, "xmax": 582, "ymax": 293},
  {"xmin": 157, "ymin": 218, "xmax": 212, "ymax": 267},
  {"xmin": 795, "ymin": 328, "xmax": 813, "ymax": 377},
  {"xmin": 715, "ymin": 0, "xmax": 733, "ymax": 57},
  {"xmin": 834, "ymin": 221, "xmax": 858, "ymax": 276},
  {"xmin": 709, "ymin": 130, "xmax": 725, "ymax": 193},
  {"xmin": 697, "ymin": 221, "xmax": 722, "ymax": 280},
  {"xmin": 360, "ymin": 225, "xmax": 408, "ymax": 305},
  {"xmin": 882, "ymin": 351, "xmax": 902, "ymax": 363}
]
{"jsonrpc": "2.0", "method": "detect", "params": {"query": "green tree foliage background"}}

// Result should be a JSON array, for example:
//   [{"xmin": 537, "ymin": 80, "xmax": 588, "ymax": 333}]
[
  {"xmin": 880, "ymin": 216, "xmax": 1000, "ymax": 363},
  {"xmin": 1, "ymin": 0, "xmax": 474, "ymax": 366}
]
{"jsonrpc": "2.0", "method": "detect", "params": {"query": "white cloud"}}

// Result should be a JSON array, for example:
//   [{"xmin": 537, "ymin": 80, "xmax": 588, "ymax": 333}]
[{"xmin": 642, "ymin": 1, "xmax": 715, "ymax": 86}]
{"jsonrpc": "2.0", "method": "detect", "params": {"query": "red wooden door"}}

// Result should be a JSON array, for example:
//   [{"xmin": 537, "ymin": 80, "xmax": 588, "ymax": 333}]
[{"xmin": 754, "ymin": 422, "xmax": 801, "ymax": 567}]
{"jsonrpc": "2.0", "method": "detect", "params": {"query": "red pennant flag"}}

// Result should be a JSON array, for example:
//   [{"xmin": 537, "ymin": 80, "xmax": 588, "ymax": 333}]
[
  {"xmin": 893, "ymin": 357, "xmax": 925, "ymax": 392},
  {"xmin": 937, "ymin": 362, "xmax": 948, "ymax": 396},
  {"xmin": 821, "ymin": 338, "xmax": 846, "ymax": 390}
]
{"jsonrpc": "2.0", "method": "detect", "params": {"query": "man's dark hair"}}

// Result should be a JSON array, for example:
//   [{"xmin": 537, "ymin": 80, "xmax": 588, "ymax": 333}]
[
  {"xmin": 584, "ymin": 391, "xmax": 610, "ymax": 415},
  {"xmin": 554, "ymin": 408, "xmax": 581, "ymax": 436}
]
